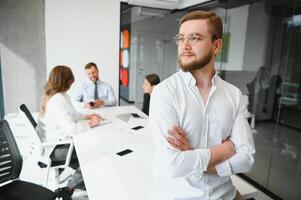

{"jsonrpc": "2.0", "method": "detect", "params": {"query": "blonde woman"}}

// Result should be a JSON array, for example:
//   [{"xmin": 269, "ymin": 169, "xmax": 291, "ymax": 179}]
[{"xmin": 37, "ymin": 65, "xmax": 102, "ymax": 199}]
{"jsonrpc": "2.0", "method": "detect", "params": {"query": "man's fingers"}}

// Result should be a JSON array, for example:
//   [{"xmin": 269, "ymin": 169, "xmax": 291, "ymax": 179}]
[
  {"xmin": 172, "ymin": 126, "xmax": 185, "ymax": 136},
  {"xmin": 167, "ymin": 137, "xmax": 184, "ymax": 151},
  {"xmin": 170, "ymin": 142, "xmax": 184, "ymax": 151},
  {"xmin": 167, "ymin": 126, "xmax": 192, "ymax": 151},
  {"xmin": 168, "ymin": 130, "xmax": 185, "ymax": 146},
  {"xmin": 168, "ymin": 129, "xmax": 183, "ymax": 140},
  {"xmin": 167, "ymin": 136, "xmax": 183, "ymax": 148}
]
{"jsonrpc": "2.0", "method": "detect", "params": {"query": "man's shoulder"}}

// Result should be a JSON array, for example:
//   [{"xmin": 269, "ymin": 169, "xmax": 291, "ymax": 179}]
[
  {"xmin": 217, "ymin": 77, "xmax": 243, "ymax": 103},
  {"xmin": 98, "ymin": 80, "xmax": 111, "ymax": 87},
  {"xmin": 157, "ymin": 72, "xmax": 181, "ymax": 89},
  {"xmin": 81, "ymin": 81, "xmax": 92, "ymax": 88},
  {"xmin": 217, "ymin": 76, "xmax": 241, "ymax": 93},
  {"xmin": 152, "ymin": 72, "xmax": 181, "ymax": 98}
]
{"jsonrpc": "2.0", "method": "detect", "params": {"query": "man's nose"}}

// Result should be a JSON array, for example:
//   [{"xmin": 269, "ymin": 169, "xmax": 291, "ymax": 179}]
[{"xmin": 181, "ymin": 38, "xmax": 191, "ymax": 49}]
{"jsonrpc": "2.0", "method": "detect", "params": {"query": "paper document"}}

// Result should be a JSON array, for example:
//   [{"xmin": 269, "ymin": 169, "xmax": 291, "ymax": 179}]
[{"xmin": 99, "ymin": 118, "xmax": 112, "ymax": 126}]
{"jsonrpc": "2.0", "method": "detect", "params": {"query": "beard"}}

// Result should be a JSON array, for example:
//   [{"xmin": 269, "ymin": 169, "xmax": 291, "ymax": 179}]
[
  {"xmin": 178, "ymin": 50, "xmax": 213, "ymax": 72},
  {"xmin": 90, "ymin": 76, "xmax": 98, "ymax": 83}
]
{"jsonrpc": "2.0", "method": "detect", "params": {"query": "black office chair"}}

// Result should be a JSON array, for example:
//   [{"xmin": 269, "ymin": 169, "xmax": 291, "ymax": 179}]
[
  {"xmin": 19, "ymin": 104, "xmax": 76, "ymax": 187},
  {"xmin": 19, "ymin": 104, "xmax": 38, "ymax": 128},
  {"xmin": 0, "ymin": 120, "xmax": 56, "ymax": 200}
]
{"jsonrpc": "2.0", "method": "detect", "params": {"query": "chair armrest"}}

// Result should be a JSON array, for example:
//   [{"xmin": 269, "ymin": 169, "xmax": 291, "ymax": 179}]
[{"xmin": 41, "ymin": 139, "xmax": 74, "ymax": 168}]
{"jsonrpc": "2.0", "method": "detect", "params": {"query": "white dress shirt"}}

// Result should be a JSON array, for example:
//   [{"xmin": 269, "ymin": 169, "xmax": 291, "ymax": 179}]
[
  {"xmin": 149, "ymin": 70, "xmax": 255, "ymax": 200},
  {"xmin": 73, "ymin": 80, "xmax": 117, "ymax": 106},
  {"xmin": 36, "ymin": 92, "xmax": 90, "ymax": 142}
]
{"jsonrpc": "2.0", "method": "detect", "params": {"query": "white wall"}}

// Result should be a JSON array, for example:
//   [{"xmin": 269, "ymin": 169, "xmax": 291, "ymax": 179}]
[{"xmin": 45, "ymin": 0, "xmax": 120, "ymax": 101}]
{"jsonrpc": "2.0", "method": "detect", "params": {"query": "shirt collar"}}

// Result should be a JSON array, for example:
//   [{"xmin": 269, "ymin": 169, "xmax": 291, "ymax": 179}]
[
  {"xmin": 179, "ymin": 69, "xmax": 218, "ymax": 87},
  {"xmin": 89, "ymin": 79, "xmax": 100, "ymax": 84}
]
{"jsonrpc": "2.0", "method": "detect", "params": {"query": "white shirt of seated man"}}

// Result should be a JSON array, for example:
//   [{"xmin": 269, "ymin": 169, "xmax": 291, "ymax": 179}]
[{"xmin": 73, "ymin": 63, "xmax": 117, "ymax": 109}]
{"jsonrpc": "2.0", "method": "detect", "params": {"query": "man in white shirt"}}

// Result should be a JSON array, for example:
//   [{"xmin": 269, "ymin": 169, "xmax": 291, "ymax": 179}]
[
  {"xmin": 74, "ymin": 62, "xmax": 117, "ymax": 108},
  {"xmin": 149, "ymin": 11, "xmax": 255, "ymax": 200}
]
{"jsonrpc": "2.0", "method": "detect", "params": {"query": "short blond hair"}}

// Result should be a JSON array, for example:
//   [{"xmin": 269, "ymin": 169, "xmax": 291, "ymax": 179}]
[{"xmin": 180, "ymin": 10, "xmax": 223, "ymax": 41}]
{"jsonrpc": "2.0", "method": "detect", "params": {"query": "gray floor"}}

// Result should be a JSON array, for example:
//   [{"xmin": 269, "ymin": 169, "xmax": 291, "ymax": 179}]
[{"xmin": 247, "ymin": 122, "xmax": 301, "ymax": 200}]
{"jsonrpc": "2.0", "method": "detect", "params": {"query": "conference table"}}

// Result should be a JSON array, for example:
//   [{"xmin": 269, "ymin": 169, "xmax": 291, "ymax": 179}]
[
  {"xmin": 73, "ymin": 105, "xmax": 258, "ymax": 200},
  {"xmin": 73, "ymin": 105, "xmax": 155, "ymax": 200},
  {"xmin": 5, "ymin": 104, "xmax": 258, "ymax": 200}
]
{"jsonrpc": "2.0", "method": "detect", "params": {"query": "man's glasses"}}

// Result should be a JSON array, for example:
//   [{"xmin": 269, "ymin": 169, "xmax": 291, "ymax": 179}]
[{"xmin": 173, "ymin": 33, "xmax": 213, "ymax": 46}]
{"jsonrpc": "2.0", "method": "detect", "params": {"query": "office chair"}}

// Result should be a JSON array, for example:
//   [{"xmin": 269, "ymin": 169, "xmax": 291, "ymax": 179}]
[
  {"xmin": 0, "ymin": 120, "xmax": 56, "ymax": 200},
  {"xmin": 19, "ymin": 104, "xmax": 75, "ymax": 187},
  {"xmin": 19, "ymin": 104, "xmax": 38, "ymax": 128}
]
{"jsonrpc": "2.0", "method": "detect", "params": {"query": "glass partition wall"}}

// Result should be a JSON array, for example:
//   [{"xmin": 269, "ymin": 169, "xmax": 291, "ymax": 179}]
[
  {"xmin": 120, "ymin": 1, "xmax": 301, "ymax": 199},
  {"xmin": 214, "ymin": 1, "xmax": 301, "ymax": 199}
]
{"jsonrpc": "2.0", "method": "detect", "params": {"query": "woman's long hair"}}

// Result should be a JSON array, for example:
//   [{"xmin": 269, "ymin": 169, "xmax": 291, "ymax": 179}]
[{"xmin": 39, "ymin": 65, "xmax": 74, "ymax": 116}]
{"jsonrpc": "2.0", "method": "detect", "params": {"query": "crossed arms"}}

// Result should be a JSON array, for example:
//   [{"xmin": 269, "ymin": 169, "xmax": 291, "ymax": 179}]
[
  {"xmin": 149, "ymin": 87, "xmax": 255, "ymax": 178},
  {"xmin": 167, "ymin": 126, "xmax": 235, "ymax": 174}
]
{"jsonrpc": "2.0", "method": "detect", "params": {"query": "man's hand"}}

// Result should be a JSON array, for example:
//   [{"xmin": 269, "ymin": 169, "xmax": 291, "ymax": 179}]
[
  {"xmin": 221, "ymin": 139, "xmax": 235, "ymax": 160},
  {"xmin": 206, "ymin": 166, "xmax": 217, "ymax": 174},
  {"xmin": 167, "ymin": 126, "xmax": 192, "ymax": 151},
  {"xmin": 93, "ymin": 99, "xmax": 104, "ymax": 108},
  {"xmin": 84, "ymin": 100, "xmax": 104, "ymax": 109},
  {"xmin": 208, "ymin": 138, "xmax": 235, "ymax": 170},
  {"xmin": 166, "ymin": 126, "xmax": 235, "ymax": 174}
]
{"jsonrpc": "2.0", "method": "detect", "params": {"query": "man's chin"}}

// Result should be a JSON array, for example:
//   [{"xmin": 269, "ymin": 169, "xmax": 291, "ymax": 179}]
[
  {"xmin": 180, "ymin": 66, "xmax": 192, "ymax": 72},
  {"xmin": 179, "ymin": 62, "xmax": 195, "ymax": 72}
]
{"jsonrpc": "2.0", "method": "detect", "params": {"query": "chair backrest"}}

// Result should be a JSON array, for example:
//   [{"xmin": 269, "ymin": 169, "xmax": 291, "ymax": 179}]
[
  {"xmin": 18, "ymin": 104, "xmax": 45, "ymax": 161},
  {"xmin": 19, "ymin": 104, "xmax": 37, "ymax": 129},
  {"xmin": 0, "ymin": 120, "xmax": 22, "ymax": 185}
]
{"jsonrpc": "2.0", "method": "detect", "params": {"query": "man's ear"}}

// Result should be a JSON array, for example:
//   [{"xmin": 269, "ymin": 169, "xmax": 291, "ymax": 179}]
[{"xmin": 213, "ymin": 39, "xmax": 223, "ymax": 56}]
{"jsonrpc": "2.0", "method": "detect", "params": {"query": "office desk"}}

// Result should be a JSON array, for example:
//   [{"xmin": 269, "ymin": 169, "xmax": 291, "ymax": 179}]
[
  {"xmin": 74, "ymin": 105, "xmax": 258, "ymax": 200},
  {"xmin": 73, "ymin": 106, "xmax": 154, "ymax": 200}
]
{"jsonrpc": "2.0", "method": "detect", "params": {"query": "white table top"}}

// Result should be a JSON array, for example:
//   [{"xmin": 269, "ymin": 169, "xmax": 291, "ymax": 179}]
[
  {"xmin": 73, "ymin": 105, "xmax": 258, "ymax": 200},
  {"xmin": 4, "ymin": 105, "xmax": 258, "ymax": 199},
  {"xmin": 73, "ymin": 106, "xmax": 155, "ymax": 200}
]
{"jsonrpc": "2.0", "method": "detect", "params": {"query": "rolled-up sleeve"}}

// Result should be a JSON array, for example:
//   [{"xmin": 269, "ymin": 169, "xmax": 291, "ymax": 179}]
[
  {"xmin": 150, "ymin": 85, "xmax": 211, "ymax": 178},
  {"xmin": 216, "ymin": 91, "xmax": 255, "ymax": 177}
]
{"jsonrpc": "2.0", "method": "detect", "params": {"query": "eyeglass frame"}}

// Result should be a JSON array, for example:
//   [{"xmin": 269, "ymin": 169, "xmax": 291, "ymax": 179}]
[{"xmin": 173, "ymin": 33, "xmax": 218, "ymax": 46}]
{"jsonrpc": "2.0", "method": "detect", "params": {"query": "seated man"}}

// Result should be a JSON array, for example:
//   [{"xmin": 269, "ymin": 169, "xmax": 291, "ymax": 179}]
[{"xmin": 73, "ymin": 62, "xmax": 117, "ymax": 108}]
